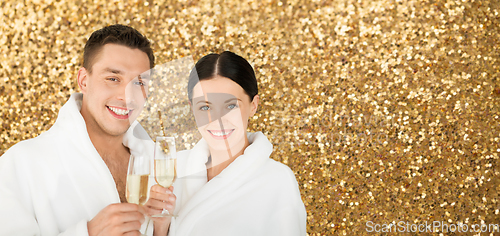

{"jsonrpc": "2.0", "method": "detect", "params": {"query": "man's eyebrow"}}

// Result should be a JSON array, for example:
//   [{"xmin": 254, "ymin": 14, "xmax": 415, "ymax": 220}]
[
  {"xmin": 139, "ymin": 71, "xmax": 151, "ymax": 79},
  {"xmin": 138, "ymin": 75, "xmax": 151, "ymax": 80},
  {"xmin": 103, "ymin": 67, "xmax": 124, "ymax": 74}
]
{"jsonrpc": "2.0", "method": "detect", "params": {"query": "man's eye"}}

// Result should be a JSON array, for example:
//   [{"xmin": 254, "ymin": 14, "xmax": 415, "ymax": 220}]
[
  {"xmin": 108, "ymin": 77, "xmax": 119, "ymax": 82},
  {"xmin": 134, "ymin": 81, "xmax": 145, "ymax": 86},
  {"xmin": 200, "ymin": 105, "xmax": 210, "ymax": 111}
]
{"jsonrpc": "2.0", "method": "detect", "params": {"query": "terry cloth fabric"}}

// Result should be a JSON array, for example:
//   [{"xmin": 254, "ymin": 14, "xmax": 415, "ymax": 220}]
[
  {"xmin": 0, "ymin": 93, "xmax": 154, "ymax": 236},
  {"xmin": 170, "ymin": 132, "xmax": 307, "ymax": 236}
]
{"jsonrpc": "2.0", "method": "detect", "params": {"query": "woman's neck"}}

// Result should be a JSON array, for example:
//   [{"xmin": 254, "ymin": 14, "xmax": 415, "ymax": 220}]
[{"xmin": 206, "ymin": 136, "xmax": 250, "ymax": 181}]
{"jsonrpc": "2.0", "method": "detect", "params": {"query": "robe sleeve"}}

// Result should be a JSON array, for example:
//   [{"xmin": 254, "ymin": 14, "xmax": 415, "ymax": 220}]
[
  {"xmin": 56, "ymin": 220, "xmax": 90, "ymax": 236},
  {"xmin": 0, "ymin": 147, "xmax": 91, "ymax": 236},
  {"xmin": 0, "ymin": 149, "xmax": 41, "ymax": 235},
  {"xmin": 268, "ymin": 163, "xmax": 308, "ymax": 236},
  {"xmin": 268, "ymin": 204, "xmax": 307, "ymax": 236}
]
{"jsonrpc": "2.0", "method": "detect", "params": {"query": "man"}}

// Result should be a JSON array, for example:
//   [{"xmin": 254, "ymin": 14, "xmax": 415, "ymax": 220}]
[{"xmin": 0, "ymin": 24, "xmax": 175, "ymax": 236}]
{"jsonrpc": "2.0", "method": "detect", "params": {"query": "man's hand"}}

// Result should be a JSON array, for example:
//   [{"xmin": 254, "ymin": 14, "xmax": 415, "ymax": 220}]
[
  {"xmin": 144, "ymin": 185, "xmax": 176, "ymax": 235},
  {"xmin": 87, "ymin": 203, "xmax": 145, "ymax": 236}
]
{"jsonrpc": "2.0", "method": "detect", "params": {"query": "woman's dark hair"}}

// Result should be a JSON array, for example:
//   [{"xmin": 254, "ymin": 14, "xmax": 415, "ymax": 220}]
[
  {"xmin": 187, "ymin": 51, "xmax": 258, "ymax": 101},
  {"xmin": 83, "ymin": 24, "xmax": 155, "ymax": 73}
]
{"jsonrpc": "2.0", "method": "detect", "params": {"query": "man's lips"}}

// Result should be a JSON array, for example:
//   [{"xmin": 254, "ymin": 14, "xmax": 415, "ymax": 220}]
[
  {"xmin": 208, "ymin": 129, "xmax": 234, "ymax": 139},
  {"xmin": 106, "ymin": 105, "xmax": 132, "ymax": 119}
]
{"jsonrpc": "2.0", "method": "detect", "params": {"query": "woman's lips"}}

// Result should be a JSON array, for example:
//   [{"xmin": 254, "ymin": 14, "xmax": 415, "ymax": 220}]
[
  {"xmin": 208, "ymin": 129, "xmax": 234, "ymax": 140},
  {"xmin": 107, "ymin": 105, "xmax": 132, "ymax": 119}
]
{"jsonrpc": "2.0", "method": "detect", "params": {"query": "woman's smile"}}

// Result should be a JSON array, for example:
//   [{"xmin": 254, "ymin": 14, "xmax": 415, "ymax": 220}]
[{"xmin": 207, "ymin": 129, "xmax": 235, "ymax": 140}]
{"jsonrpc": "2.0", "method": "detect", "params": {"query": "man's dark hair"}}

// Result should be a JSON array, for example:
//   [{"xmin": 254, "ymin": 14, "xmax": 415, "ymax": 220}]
[{"xmin": 83, "ymin": 24, "xmax": 155, "ymax": 72}]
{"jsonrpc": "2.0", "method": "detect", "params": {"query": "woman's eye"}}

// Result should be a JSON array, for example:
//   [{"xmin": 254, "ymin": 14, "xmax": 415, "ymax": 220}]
[
  {"xmin": 134, "ymin": 81, "xmax": 145, "ymax": 86},
  {"xmin": 227, "ymin": 104, "xmax": 238, "ymax": 109},
  {"xmin": 200, "ymin": 105, "xmax": 210, "ymax": 111}
]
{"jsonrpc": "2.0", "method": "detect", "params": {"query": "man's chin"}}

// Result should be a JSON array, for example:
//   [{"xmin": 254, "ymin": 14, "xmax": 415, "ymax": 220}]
[{"xmin": 102, "ymin": 124, "xmax": 132, "ymax": 137}]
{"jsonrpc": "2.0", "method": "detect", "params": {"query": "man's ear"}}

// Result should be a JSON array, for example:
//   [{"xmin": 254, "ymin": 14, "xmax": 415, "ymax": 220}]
[
  {"xmin": 77, "ymin": 67, "xmax": 89, "ymax": 94},
  {"xmin": 250, "ymin": 94, "xmax": 259, "ymax": 117}
]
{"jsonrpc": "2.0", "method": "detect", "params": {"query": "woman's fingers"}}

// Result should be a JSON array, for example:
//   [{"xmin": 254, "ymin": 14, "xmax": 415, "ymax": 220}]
[
  {"xmin": 146, "ymin": 198, "xmax": 168, "ymax": 210},
  {"xmin": 145, "ymin": 184, "xmax": 176, "ymax": 213},
  {"xmin": 149, "ymin": 185, "xmax": 175, "ymax": 200}
]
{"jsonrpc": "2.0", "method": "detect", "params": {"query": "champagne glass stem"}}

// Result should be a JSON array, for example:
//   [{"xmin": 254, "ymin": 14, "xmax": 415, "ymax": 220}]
[{"xmin": 143, "ymin": 217, "xmax": 151, "ymax": 236}]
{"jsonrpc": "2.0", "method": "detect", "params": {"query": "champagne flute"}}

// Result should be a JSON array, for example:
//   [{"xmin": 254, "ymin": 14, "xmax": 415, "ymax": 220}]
[
  {"xmin": 126, "ymin": 154, "xmax": 151, "ymax": 236},
  {"xmin": 152, "ymin": 136, "xmax": 177, "ymax": 217}
]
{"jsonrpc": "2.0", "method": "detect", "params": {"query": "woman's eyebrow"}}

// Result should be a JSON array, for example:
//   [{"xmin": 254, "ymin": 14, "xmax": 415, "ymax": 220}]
[
  {"xmin": 224, "ymin": 98, "xmax": 240, "ymax": 103},
  {"xmin": 196, "ymin": 100, "xmax": 212, "ymax": 104}
]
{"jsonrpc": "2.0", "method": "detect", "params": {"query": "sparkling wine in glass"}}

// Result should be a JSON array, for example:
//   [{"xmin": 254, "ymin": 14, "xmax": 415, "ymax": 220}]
[
  {"xmin": 126, "ymin": 154, "xmax": 150, "ymax": 235},
  {"xmin": 152, "ymin": 136, "xmax": 177, "ymax": 217}
]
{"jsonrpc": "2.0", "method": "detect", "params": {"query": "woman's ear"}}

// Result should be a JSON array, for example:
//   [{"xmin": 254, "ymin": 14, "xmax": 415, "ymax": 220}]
[
  {"xmin": 250, "ymin": 95, "xmax": 259, "ymax": 117},
  {"xmin": 77, "ymin": 67, "xmax": 88, "ymax": 94}
]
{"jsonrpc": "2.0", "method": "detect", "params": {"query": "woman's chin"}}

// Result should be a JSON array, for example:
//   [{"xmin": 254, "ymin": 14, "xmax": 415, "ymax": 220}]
[
  {"xmin": 205, "ymin": 140, "xmax": 235, "ymax": 151},
  {"xmin": 204, "ymin": 136, "xmax": 244, "ymax": 152}
]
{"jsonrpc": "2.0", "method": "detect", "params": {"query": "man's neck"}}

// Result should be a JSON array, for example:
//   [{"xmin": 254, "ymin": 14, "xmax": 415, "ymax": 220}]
[
  {"xmin": 79, "ymin": 102, "xmax": 129, "ymax": 158},
  {"xmin": 88, "ymin": 129, "xmax": 128, "ymax": 158}
]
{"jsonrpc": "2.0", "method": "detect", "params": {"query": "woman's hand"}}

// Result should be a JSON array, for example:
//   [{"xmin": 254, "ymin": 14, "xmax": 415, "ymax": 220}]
[{"xmin": 144, "ymin": 185, "xmax": 176, "ymax": 235}]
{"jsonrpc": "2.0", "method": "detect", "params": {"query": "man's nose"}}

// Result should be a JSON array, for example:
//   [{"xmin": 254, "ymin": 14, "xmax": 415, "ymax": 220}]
[
  {"xmin": 115, "ymin": 82, "xmax": 128, "ymax": 101},
  {"xmin": 124, "ymin": 79, "xmax": 147, "ymax": 104}
]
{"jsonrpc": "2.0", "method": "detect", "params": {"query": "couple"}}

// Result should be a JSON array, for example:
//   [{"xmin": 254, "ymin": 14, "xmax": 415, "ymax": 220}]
[{"xmin": 0, "ymin": 24, "xmax": 306, "ymax": 235}]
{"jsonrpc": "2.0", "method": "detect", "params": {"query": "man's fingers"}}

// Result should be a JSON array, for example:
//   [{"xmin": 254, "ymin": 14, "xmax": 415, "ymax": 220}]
[
  {"xmin": 118, "ymin": 220, "xmax": 144, "ymax": 234},
  {"xmin": 108, "ymin": 203, "xmax": 141, "ymax": 212},
  {"xmin": 116, "ymin": 211, "xmax": 145, "ymax": 225},
  {"xmin": 137, "ymin": 204, "xmax": 147, "ymax": 215},
  {"xmin": 123, "ymin": 232, "xmax": 142, "ymax": 236},
  {"xmin": 88, "ymin": 203, "xmax": 146, "ymax": 236}
]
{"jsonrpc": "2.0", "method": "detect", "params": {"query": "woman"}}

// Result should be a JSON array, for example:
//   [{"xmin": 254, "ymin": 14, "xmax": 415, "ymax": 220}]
[{"xmin": 171, "ymin": 51, "xmax": 307, "ymax": 235}]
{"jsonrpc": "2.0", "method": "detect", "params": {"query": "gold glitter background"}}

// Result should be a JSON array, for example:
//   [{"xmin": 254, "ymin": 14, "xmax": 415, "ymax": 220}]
[{"xmin": 1, "ymin": 0, "xmax": 499, "ymax": 235}]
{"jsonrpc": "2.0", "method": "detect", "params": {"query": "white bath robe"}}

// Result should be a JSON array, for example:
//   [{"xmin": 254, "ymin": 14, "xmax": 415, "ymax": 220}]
[
  {"xmin": 170, "ymin": 132, "xmax": 307, "ymax": 236},
  {"xmin": 0, "ymin": 93, "xmax": 154, "ymax": 236}
]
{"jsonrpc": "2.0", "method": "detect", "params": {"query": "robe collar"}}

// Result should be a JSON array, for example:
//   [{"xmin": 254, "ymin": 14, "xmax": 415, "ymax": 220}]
[{"xmin": 183, "ymin": 131, "xmax": 273, "ymax": 179}]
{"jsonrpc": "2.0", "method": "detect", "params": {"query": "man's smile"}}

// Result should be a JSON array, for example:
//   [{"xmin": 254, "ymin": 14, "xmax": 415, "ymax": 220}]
[{"xmin": 106, "ymin": 105, "xmax": 132, "ymax": 119}]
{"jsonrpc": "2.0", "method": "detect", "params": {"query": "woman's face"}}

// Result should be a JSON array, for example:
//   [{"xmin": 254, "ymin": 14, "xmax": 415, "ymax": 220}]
[{"xmin": 191, "ymin": 76, "xmax": 259, "ymax": 154}]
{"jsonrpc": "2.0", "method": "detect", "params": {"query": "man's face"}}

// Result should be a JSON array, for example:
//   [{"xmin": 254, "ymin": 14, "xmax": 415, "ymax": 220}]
[{"xmin": 78, "ymin": 43, "xmax": 151, "ymax": 137}]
